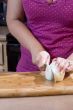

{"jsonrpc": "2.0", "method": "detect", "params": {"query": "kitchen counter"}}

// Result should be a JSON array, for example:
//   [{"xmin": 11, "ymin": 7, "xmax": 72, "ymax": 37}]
[{"xmin": 0, "ymin": 95, "xmax": 73, "ymax": 110}]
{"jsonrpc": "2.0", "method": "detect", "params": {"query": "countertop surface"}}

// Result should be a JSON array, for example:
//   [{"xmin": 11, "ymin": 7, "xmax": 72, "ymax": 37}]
[{"xmin": 0, "ymin": 95, "xmax": 73, "ymax": 110}]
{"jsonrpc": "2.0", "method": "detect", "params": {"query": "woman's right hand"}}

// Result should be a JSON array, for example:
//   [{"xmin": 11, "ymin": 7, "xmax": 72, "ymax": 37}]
[{"xmin": 32, "ymin": 50, "xmax": 50, "ymax": 70}]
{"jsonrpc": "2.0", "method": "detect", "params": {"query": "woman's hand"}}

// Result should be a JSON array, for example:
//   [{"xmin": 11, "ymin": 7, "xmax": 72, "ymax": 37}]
[
  {"xmin": 67, "ymin": 53, "xmax": 73, "ymax": 72},
  {"xmin": 45, "ymin": 57, "xmax": 68, "ymax": 82},
  {"xmin": 52, "ymin": 55, "xmax": 73, "ymax": 73},
  {"xmin": 66, "ymin": 60, "xmax": 73, "ymax": 72},
  {"xmin": 32, "ymin": 50, "xmax": 50, "ymax": 70},
  {"xmin": 67, "ymin": 53, "xmax": 73, "ymax": 61},
  {"xmin": 52, "ymin": 57, "xmax": 69, "ymax": 73}
]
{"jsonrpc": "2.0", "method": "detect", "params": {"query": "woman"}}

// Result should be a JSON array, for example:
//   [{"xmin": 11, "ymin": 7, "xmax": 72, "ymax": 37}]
[{"xmin": 7, "ymin": 0, "xmax": 73, "ymax": 72}]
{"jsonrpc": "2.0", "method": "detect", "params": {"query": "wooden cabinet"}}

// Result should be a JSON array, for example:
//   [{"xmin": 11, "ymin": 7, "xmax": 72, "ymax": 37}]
[
  {"xmin": 0, "ymin": 26, "xmax": 9, "ymax": 72},
  {"xmin": 0, "ymin": 43, "xmax": 3, "ymax": 65},
  {"xmin": 0, "ymin": 41, "xmax": 7, "ymax": 71}
]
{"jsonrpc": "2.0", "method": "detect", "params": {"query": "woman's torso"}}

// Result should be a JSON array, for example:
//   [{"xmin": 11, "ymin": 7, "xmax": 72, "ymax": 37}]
[{"xmin": 17, "ymin": 0, "xmax": 73, "ymax": 71}]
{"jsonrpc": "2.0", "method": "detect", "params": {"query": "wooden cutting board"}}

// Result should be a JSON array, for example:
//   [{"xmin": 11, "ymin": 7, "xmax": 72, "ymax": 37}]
[{"xmin": 0, "ymin": 71, "xmax": 73, "ymax": 97}]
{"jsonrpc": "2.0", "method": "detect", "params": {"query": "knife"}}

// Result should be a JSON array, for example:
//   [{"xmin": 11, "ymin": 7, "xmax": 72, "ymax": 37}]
[{"xmin": 45, "ymin": 63, "xmax": 54, "ymax": 81}]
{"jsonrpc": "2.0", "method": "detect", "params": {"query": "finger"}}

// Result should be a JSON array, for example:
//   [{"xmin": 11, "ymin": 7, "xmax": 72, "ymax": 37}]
[
  {"xmin": 38, "ymin": 51, "xmax": 50, "ymax": 67},
  {"xmin": 40, "ymin": 65, "xmax": 46, "ymax": 71},
  {"xmin": 52, "ymin": 58, "xmax": 57, "ymax": 62},
  {"xmin": 56, "ymin": 58, "xmax": 67, "ymax": 70},
  {"xmin": 53, "ymin": 59, "xmax": 63, "ymax": 72},
  {"xmin": 45, "ymin": 55, "xmax": 50, "ymax": 65},
  {"xmin": 66, "ymin": 60, "xmax": 73, "ymax": 72},
  {"xmin": 67, "ymin": 65, "xmax": 73, "ymax": 71},
  {"xmin": 37, "ymin": 55, "xmax": 46, "ymax": 68},
  {"xmin": 39, "ymin": 55, "xmax": 50, "ymax": 68},
  {"xmin": 55, "ymin": 62, "xmax": 64, "ymax": 72}
]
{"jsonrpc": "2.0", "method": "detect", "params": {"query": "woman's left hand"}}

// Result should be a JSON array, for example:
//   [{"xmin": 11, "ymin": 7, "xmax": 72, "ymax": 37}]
[
  {"xmin": 67, "ymin": 53, "xmax": 73, "ymax": 72},
  {"xmin": 67, "ymin": 53, "xmax": 73, "ymax": 61},
  {"xmin": 52, "ymin": 56, "xmax": 73, "ymax": 73},
  {"xmin": 52, "ymin": 57, "xmax": 69, "ymax": 73}
]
